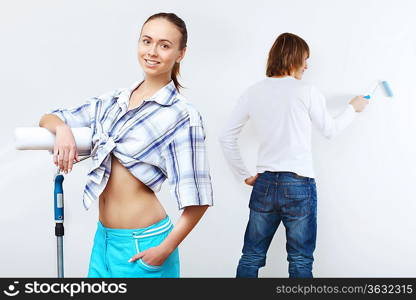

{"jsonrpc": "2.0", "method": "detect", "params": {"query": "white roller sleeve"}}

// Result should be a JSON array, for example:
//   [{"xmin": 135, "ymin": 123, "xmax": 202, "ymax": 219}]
[{"xmin": 14, "ymin": 127, "xmax": 92, "ymax": 156}]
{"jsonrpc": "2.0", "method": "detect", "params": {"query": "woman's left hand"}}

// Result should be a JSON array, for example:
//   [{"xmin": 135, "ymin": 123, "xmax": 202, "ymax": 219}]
[{"xmin": 128, "ymin": 245, "xmax": 171, "ymax": 266}]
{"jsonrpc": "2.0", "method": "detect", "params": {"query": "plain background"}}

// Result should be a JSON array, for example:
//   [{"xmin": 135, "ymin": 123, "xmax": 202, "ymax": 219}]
[{"xmin": 1, "ymin": 0, "xmax": 416, "ymax": 277}]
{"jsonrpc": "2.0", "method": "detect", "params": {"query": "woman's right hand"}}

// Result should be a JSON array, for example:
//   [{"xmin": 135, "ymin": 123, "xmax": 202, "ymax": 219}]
[
  {"xmin": 54, "ymin": 124, "xmax": 79, "ymax": 174},
  {"xmin": 349, "ymin": 96, "xmax": 368, "ymax": 112}
]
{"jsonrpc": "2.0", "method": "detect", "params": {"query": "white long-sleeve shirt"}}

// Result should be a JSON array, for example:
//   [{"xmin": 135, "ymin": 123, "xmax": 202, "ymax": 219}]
[{"xmin": 218, "ymin": 76, "xmax": 357, "ymax": 181}]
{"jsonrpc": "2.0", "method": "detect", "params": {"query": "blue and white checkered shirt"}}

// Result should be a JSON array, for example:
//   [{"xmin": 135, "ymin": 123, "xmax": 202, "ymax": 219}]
[{"xmin": 47, "ymin": 80, "xmax": 213, "ymax": 211}]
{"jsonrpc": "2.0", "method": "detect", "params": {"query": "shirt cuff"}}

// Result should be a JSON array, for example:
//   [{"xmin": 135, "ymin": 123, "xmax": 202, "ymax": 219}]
[
  {"xmin": 344, "ymin": 104, "xmax": 358, "ymax": 122},
  {"xmin": 347, "ymin": 103, "xmax": 357, "ymax": 115}
]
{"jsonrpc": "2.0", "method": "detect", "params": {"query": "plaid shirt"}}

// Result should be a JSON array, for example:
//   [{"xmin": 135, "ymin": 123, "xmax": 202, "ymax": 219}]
[{"xmin": 47, "ymin": 80, "xmax": 213, "ymax": 211}]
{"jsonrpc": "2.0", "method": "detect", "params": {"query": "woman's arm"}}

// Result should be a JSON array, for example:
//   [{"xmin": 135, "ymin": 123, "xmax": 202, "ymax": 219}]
[
  {"xmin": 39, "ymin": 99, "xmax": 94, "ymax": 172},
  {"xmin": 129, "ymin": 109, "xmax": 213, "ymax": 266},
  {"xmin": 39, "ymin": 114, "xmax": 80, "ymax": 173},
  {"xmin": 128, "ymin": 205, "xmax": 209, "ymax": 265},
  {"xmin": 39, "ymin": 114, "xmax": 67, "ymax": 134}
]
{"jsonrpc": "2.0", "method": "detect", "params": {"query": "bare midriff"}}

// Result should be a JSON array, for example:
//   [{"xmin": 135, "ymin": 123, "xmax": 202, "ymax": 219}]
[{"xmin": 98, "ymin": 153, "xmax": 167, "ymax": 229}]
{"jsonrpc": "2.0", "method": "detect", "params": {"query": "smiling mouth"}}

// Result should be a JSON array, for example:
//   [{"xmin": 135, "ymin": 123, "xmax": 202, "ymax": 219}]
[{"xmin": 144, "ymin": 59, "xmax": 160, "ymax": 66}]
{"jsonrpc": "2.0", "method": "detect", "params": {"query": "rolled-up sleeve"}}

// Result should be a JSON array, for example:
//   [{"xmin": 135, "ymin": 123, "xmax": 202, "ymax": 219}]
[
  {"xmin": 46, "ymin": 98, "xmax": 93, "ymax": 128},
  {"xmin": 162, "ymin": 116, "xmax": 214, "ymax": 210}
]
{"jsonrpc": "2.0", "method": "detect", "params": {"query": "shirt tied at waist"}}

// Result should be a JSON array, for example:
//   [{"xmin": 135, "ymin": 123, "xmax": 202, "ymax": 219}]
[{"xmin": 87, "ymin": 133, "xmax": 117, "ymax": 185}]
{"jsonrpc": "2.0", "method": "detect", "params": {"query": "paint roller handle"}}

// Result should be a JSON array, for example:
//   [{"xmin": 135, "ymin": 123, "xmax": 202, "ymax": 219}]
[
  {"xmin": 363, "ymin": 80, "xmax": 394, "ymax": 100},
  {"xmin": 54, "ymin": 174, "xmax": 64, "ymax": 236}
]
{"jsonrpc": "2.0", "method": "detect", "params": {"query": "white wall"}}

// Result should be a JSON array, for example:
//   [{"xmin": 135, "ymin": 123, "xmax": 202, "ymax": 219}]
[{"xmin": 1, "ymin": 0, "xmax": 415, "ymax": 277}]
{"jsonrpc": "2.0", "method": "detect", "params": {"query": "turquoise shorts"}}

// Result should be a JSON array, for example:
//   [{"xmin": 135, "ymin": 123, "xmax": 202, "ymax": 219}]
[{"xmin": 87, "ymin": 215, "xmax": 180, "ymax": 278}]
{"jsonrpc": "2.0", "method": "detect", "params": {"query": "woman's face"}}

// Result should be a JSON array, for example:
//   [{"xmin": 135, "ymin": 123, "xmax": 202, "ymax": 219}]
[
  {"xmin": 293, "ymin": 54, "xmax": 309, "ymax": 80},
  {"xmin": 138, "ymin": 18, "xmax": 186, "ymax": 79}
]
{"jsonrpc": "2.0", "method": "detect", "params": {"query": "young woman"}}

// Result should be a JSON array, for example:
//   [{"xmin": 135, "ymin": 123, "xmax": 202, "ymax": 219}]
[
  {"xmin": 39, "ymin": 13, "xmax": 213, "ymax": 278},
  {"xmin": 219, "ymin": 33, "xmax": 368, "ymax": 278}
]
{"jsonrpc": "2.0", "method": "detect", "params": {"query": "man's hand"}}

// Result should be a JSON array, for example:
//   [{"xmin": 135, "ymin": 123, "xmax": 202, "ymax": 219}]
[
  {"xmin": 349, "ymin": 96, "xmax": 368, "ymax": 112},
  {"xmin": 244, "ymin": 174, "xmax": 259, "ymax": 186}
]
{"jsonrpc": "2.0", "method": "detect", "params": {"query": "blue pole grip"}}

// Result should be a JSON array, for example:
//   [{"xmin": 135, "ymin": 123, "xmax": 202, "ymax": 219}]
[
  {"xmin": 364, "ymin": 95, "xmax": 371, "ymax": 99},
  {"xmin": 54, "ymin": 175, "xmax": 64, "ymax": 222}
]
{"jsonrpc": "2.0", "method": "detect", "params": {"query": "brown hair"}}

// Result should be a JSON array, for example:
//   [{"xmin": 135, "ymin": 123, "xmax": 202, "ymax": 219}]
[
  {"xmin": 266, "ymin": 33, "xmax": 309, "ymax": 77},
  {"xmin": 142, "ymin": 13, "xmax": 187, "ymax": 90}
]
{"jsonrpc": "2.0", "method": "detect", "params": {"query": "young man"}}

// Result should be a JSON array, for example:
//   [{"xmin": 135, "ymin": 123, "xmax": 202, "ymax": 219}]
[{"xmin": 218, "ymin": 32, "xmax": 368, "ymax": 278}]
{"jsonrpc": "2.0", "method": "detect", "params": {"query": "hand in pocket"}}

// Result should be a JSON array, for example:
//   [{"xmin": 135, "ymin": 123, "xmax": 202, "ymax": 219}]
[
  {"xmin": 244, "ymin": 174, "xmax": 259, "ymax": 186},
  {"xmin": 128, "ymin": 245, "xmax": 170, "ymax": 267}
]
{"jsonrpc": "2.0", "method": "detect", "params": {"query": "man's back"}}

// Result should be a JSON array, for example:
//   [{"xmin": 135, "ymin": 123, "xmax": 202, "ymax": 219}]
[{"xmin": 219, "ymin": 76, "xmax": 357, "ymax": 180}]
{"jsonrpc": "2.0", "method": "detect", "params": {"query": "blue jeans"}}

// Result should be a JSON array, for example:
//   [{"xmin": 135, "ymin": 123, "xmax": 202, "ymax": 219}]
[{"xmin": 236, "ymin": 171, "xmax": 317, "ymax": 278}]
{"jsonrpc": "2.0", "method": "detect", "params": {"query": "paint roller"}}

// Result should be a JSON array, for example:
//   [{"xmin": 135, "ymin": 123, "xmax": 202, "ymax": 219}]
[
  {"xmin": 14, "ymin": 127, "xmax": 92, "ymax": 156},
  {"xmin": 364, "ymin": 80, "xmax": 394, "ymax": 100},
  {"xmin": 14, "ymin": 126, "xmax": 92, "ymax": 278}
]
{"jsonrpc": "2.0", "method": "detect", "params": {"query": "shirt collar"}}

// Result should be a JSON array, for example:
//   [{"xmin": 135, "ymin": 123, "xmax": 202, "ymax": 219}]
[{"xmin": 116, "ymin": 80, "xmax": 178, "ymax": 108}]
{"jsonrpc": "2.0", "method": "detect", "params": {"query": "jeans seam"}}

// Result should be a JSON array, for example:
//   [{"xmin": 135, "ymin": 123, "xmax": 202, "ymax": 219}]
[{"xmin": 250, "ymin": 183, "xmax": 273, "ymax": 212}]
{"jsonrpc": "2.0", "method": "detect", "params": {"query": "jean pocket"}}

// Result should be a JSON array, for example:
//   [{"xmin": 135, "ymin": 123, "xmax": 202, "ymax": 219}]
[
  {"xmin": 282, "ymin": 184, "xmax": 311, "ymax": 216},
  {"xmin": 137, "ymin": 259, "xmax": 163, "ymax": 272},
  {"xmin": 249, "ymin": 179, "xmax": 274, "ymax": 212}
]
